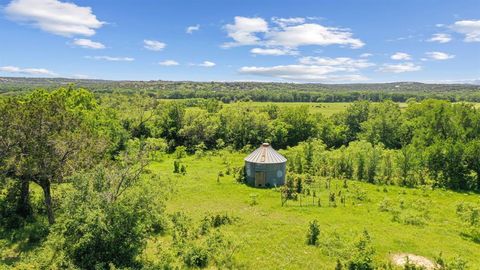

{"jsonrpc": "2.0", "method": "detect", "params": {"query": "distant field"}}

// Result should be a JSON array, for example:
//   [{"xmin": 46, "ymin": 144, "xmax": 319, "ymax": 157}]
[
  {"xmin": 147, "ymin": 151, "xmax": 480, "ymax": 269},
  {"xmin": 214, "ymin": 101, "xmax": 478, "ymax": 116},
  {"xmin": 223, "ymin": 102, "xmax": 353, "ymax": 116}
]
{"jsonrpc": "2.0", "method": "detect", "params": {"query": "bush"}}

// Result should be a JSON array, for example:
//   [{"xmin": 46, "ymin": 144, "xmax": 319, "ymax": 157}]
[
  {"xmin": 60, "ymin": 170, "xmax": 165, "ymax": 269},
  {"xmin": 346, "ymin": 230, "xmax": 375, "ymax": 270},
  {"xmin": 175, "ymin": 146, "xmax": 187, "ymax": 159},
  {"xmin": 456, "ymin": 202, "xmax": 480, "ymax": 242},
  {"xmin": 306, "ymin": 219, "xmax": 320, "ymax": 246},
  {"xmin": 173, "ymin": 159, "xmax": 180, "ymax": 173},
  {"xmin": 199, "ymin": 213, "xmax": 235, "ymax": 234},
  {"xmin": 171, "ymin": 212, "xmax": 192, "ymax": 246},
  {"xmin": 184, "ymin": 245, "xmax": 209, "ymax": 268},
  {"xmin": 378, "ymin": 198, "xmax": 393, "ymax": 212},
  {"xmin": 234, "ymin": 166, "xmax": 246, "ymax": 183},
  {"xmin": 435, "ymin": 253, "xmax": 469, "ymax": 270}
]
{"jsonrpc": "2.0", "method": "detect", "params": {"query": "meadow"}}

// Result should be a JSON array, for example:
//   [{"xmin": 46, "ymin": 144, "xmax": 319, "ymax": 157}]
[{"xmin": 145, "ymin": 151, "xmax": 480, "ymax": 269}]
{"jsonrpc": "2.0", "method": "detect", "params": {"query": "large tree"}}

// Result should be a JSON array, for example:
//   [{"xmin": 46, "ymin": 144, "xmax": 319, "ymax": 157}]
[{"xmin": 0, "ymin": 87, "xmax": 113, "ymax": 224}]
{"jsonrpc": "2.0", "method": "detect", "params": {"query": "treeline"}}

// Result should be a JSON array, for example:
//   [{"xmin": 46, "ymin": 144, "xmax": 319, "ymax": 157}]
[
  {"xmin": 109, "ymin": 95, "xmax": 480, "ymax": 191},
  {"xmin": 3, "ymin": 77, "xmax": 480, "ymax": 102}
]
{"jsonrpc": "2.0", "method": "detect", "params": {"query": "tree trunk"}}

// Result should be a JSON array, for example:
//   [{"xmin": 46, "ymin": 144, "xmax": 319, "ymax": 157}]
[
  {"xmin": 16, "ymin": 178, "xmax": 32, "ymax": 217},
  {"xmin": 41, "ymin": 181, "xmax": 55, "ymax": 224}
]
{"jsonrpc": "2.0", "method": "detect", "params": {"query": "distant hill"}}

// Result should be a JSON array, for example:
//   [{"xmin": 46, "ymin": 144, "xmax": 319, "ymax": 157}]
[{"xmin": 1, "ymin": 76, "xmax": 480, "ymax": 91}]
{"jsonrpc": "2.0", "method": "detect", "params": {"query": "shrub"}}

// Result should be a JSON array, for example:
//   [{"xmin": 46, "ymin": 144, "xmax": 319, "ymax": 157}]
[
  {"xmin": 346, "ymin": 230, "xmax": 375, "ymax": 270},
  {"xmin": 173, "ymin": 160, "xmax": 180, "ymax": 173},
  {"xmin": 175, "ymin": 146, "xmax": 187, "ymax": 159},
  {"xmin": 378, "ymin": 198, "xmax": 393, "ymax": 212},
  {"xmin": 234, "ymin": 166, "xmax": 246, "ymax": 183},
  {"xmin": 306, "ymin": 219, "xmax": 320, "ymax": 246},
  {"xmin": 171, "ymin": 212, "xmax": 192, "ymax": 246},
  {"xmin": 183, "ymin": 245, "xmax": 209, "ymax": 268},
  {"xmin": 455, "ymin": 202, "xmax": 480, "ymax": 242},
  {"xmin": 435, "ymin": 253, "xmax": 469, "ymax": 270},
  {"xmin": 205, "ymin": 231, "xmax": 238, "ymax": 268}
]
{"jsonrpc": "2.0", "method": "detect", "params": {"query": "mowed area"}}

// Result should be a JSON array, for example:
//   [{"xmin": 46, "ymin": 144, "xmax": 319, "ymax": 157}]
[{"xmin": 148, "ymin": 151, "xmax": 480, "ymax": 269}]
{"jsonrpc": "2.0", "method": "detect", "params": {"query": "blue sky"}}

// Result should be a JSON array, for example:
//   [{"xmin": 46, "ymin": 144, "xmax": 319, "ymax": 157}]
[{"xmin": 0, "ymin": 0, "xmax": 479, "ymax": 83}]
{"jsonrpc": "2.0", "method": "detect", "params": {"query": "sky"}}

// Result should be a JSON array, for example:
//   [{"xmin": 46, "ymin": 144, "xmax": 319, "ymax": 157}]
[{"xmin": 0, "ymin": 0, "xmax": 479, "ymax": 83}]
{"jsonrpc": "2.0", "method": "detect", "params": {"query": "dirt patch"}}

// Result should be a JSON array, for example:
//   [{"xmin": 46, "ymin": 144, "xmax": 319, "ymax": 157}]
[{"xmin": 391, "ymin": 253, "xmax": 437, "ymax": 269}]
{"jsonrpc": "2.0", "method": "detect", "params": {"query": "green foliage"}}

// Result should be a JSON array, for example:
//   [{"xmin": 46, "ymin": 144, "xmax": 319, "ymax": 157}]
[
  {"xmin": 456, "ymin": 202, "xmax": 480, "ymax": 242},
  {"xmin": 346, "ymin": 230, "xmax": 376, "ymax": 270},
  {"xmin": 435, "ymin": 253, "xmax": 469, "ymax": 270},
  {"xmin": 183, "ymin": 245, "xmax": 209, "ymax": 268},
  {"xmin": 0, "ymin": 87, "xmax": 118, "ymax": 224},
  {"xmin": 59, "ymin": 165, "xmax": 165, "ymax": 269},
  {"xmin": 306, "ymin": 219, "xmax": 320, "ymax": 246}
]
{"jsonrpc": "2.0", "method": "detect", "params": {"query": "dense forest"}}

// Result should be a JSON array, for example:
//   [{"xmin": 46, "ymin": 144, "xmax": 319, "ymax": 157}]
[
  {"xmin": 2, "ymin": 77, "xmax": 480, "ymax": 102},
  {"xmin": 1, "ymin": 85, "xmax": 480, "ymax": 269}
]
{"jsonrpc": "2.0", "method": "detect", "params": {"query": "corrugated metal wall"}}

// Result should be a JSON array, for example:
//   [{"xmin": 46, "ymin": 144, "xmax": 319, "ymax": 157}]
[{"xmin": 245, "ymin": 161, "xmax": 286, "ymax": 187}]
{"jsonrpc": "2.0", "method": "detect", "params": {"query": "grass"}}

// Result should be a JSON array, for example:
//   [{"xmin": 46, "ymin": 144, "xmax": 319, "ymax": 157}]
[
  {"xmin": 223, "ymin": 102, "xmax": 354, "ymax": 116},
  {"xmin": 148, "ymin": 150, "xmax": 480, "ymax": 269}
]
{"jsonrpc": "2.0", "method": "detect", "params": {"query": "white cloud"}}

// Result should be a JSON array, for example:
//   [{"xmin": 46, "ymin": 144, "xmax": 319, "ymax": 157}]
[
  {"xmin": 198, "ymin": 61, "xmax": 216, "ymax": 67},
  {"xmin": 186, "ymin": 24, "xmax": 200, "ymax": 34},
  {"xmin": 360, "ymin": 53, "xmax": 372, "ymax": 58},
  {"xmin": 159, "ymin": 60, "xmax": 179, "ymax": 66},
  {"xmin": 143, "ymin": 39, "xmax": 166, "ymax": 51},
  {"xmin": 5, "ymin": 0, "xmax": 104, "ymax": 37},
  {"xmin": 223, "ymin": 16, "xmax": 269, "ymax": 47},
  {"xmin": 250, "ymin": 47, "xmax": 297, "ymax": 56},
  {"xmin": 450, "ymin": 20, "xmax": 480, "ymax": 42},
  {"xmin": 239, "ymin": 65, "xmax": 367, "ymax": 82},
  {"xmin": 0, "ymin": 65, "xmax": 56, "ymax": 76},
  {"xmin": 72, "ymin": 38, "xmax": 105, "ymax": 49},
  {"xmin": 271, "ymin": 17, "xmax": 305, "ymax": 27},
  {"xmin": 425, "ymin": 51, "xmax": 455, "ymax": 60},
  {"xmin": 85, "ymin": 56, "xmax": 134, "ymax": 61},
  {"xmin": 378, "ymin": 62, "xmax": 421, "ymax": 73},
  {"xmin": 266, "ymin": 23, "xmax": 364, "ymax": 49},
  {"xmin": 238, "ymin": 55, "xmax": 372, "ymax": 82},
  {"xmin": 223, "ymin": 16, "xmax": 364, "ymax": 53},
  {"xmin": 428, "ymin": 33, "xmax": 452, "ymax": 43},
  {"xmin": 298, "ymin": 57, "xmax": 375, "ymax": 70},
  {"xmin": 390, "ymin": 52, "xmax": 411, "ymax": 60}
]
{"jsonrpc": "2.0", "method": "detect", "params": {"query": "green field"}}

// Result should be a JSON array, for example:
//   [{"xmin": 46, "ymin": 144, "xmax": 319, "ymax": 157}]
[
  {"xmin": 146, "ymin": 151, "xmax": 480, "ymax": 269},
  {"xmin": 220, "ymin": 101, "xmax": 478, "ymax": 116},
  {"xmin": 223, "ymin": 102, "xmax": 354, "ymax": 116}
]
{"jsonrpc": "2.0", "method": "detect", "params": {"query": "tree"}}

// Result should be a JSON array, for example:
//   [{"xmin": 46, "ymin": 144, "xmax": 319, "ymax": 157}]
[
  {"xmin": 306, "ymin": 219, "xmax": 320, "ymax": 246},
  {"xmin": 343, "ymin": 101, "xmax": 370, "ymax": 143},
  {"xmin": 0, "ymin": 88, "xmax": 114, "ymax": 224},
  {"xmin": 359, "ymin": 101, "xmax": 403, "ymax": 149},
  {"xmin": 155, "ymin": 101, "xmax": 186, "ymax": 150},
  {"xmin": 465, "ymin": 139, "xmax": 480, "ymax": 190},
  {"xmin": 277, "ymin": 106, "xmax": 316, "ymax": 147},
  {"xmin": 179, "ymin": 108, "xmax": 220, "ymax": 151},
  {"xmin": 59, "ymin": 144, "xmax": 163, "ymax": 268}
]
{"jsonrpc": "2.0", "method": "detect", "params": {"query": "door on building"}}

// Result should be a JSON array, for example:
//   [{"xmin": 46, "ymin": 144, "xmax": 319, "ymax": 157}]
[{"xmin": 255, "ymin": 171, "xmax": 266, "ymax": 187}]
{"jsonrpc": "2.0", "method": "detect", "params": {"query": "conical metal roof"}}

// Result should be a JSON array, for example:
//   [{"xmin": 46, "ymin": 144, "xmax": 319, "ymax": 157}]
[{"xmin": 244, "ymin": 143, "xmax": 287, "ymax": 164}]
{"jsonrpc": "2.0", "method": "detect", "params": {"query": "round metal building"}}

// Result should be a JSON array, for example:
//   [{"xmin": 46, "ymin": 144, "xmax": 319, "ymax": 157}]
[{"xmin": 244, "ymin": 143, "xmax": 287, "ymax": 187}]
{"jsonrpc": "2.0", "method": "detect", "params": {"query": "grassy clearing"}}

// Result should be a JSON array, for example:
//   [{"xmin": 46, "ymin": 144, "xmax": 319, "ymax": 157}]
[
  {"xmin": 223, "ymin": 102, "xmax": 353, "ymax": 116},
  {"xmin": 148, "ymin": 151, "xmax": 480, "ymax": 269}
]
